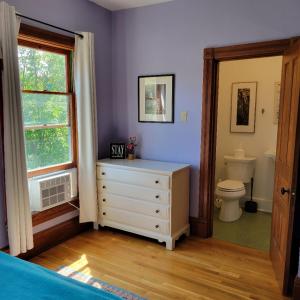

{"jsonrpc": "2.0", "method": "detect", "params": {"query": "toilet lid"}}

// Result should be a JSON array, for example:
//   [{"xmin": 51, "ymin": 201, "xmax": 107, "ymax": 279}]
[{"xmin": 217, "ymin": 180, "xmax": 244, "ymax": 191}]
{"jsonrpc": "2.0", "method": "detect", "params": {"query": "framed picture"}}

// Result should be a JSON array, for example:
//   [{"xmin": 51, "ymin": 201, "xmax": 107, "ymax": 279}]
[
  {"xmin": 110, "ymin": 143, "xmax": 126, "ymax": 159},
  {"xmin": 138, "ymin": 74, "xmax": 175, "ymax": 123},
  {"xmin": 273, "ymin": 82, "xmax": 281, "ymax": 124},
  {"xmin": 230, "ymin": 82, "xmax": 257, "ymax": 133}
]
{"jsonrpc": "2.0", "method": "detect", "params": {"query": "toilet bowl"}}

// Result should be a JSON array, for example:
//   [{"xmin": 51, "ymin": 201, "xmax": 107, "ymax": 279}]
[{"xmin": 215, "ymin": 180, "xmax": 245, "ymax": 222}]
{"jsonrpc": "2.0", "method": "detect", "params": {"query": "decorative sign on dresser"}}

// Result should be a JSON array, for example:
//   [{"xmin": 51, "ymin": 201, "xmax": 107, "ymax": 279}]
[
  {"xmin": 110, "ymin": 143, "xmax": 126, "ymax": 159},
  {"xmin": 95, "ymin": 159, "xmax": 190, "ymax": 250}
]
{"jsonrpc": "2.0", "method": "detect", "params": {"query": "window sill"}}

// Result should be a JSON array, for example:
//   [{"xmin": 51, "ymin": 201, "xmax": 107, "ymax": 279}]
[
  {"xmin": 28, "ymin": 162, "xmax": 76, "ymax": 178},
  {"xmin": 32, "ymin": 198, "xmax": 79, "ymax": 227}
]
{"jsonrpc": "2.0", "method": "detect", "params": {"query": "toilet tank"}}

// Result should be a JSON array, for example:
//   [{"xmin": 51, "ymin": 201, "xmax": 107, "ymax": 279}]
[{"xmin": 224, "ymin": 155, "xmax": 256, "ymax": 183}]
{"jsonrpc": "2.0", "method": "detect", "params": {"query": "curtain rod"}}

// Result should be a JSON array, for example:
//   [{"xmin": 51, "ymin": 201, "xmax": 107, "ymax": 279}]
[{"xmin": 16, "ymin": 13, "xmax": 84, "ymax": 39}]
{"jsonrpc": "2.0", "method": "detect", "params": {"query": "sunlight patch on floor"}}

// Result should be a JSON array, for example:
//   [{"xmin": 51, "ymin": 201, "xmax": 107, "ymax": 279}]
[{"xmin": 58, "ymin": 254, "xmax": 89, "ymax": 275}]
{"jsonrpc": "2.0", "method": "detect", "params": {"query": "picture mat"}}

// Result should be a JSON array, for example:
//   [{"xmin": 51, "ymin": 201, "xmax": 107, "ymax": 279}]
[{"xmin": 139, "ymin": 76, "xmax": 173, "ymax": 122}]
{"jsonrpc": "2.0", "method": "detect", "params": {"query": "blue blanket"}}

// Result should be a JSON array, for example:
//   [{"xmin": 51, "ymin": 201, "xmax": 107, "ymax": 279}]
[{"xmin": 0, "ymin": 251, "xmax": 121, "ymax": 300}]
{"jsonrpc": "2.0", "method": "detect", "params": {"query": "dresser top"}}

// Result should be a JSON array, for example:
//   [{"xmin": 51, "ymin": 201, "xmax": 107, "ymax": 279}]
[{"xmin": 97, "ymin": 159, "xmax": 189, "ymax": 174}]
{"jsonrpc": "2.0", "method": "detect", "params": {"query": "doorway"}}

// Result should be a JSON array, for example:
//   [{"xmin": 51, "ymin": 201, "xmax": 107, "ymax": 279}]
[
  {"xmin": 213, "ymin": 56, "xmax": 282, "ymax": 252},
  {"xmin": 198, "ymin": 38, "xmax": 300, "ymax": 296}
]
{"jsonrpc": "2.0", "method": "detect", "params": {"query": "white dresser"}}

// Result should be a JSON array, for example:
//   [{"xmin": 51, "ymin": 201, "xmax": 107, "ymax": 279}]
[{"xmin": 95, "ymin": 159, "xmax": 190, "ymax": 250}]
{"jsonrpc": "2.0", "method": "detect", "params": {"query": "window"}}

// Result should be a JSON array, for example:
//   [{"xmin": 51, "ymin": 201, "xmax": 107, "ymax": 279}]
[{"xmin": 18, "ymin": 38, "xmax": 76, "ymax": 176}]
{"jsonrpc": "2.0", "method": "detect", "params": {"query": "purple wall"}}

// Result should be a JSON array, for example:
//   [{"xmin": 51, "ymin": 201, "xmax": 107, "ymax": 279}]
[
  {"xmin": 111, "ymin": 0, "xmax": 300, "ymax": 217},
  {"xmin": 0, "ymin": 0, "xmax": 112, "ymax": 248}
]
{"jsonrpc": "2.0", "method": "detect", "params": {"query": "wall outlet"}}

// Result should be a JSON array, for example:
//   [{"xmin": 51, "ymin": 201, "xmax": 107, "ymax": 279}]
[{"xmin": 180, "ymin": 111, "xmax": 188, "ymax": 122}]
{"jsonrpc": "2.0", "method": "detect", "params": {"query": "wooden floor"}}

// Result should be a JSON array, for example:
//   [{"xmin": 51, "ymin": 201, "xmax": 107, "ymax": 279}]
[{"xmin": 30, "ymin": 229, "xmax": 289, "ymax": 300}]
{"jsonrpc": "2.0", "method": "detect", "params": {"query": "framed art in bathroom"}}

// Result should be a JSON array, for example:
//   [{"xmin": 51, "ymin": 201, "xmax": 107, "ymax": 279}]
[
  {"xmin": 138, "ymin": 74, "xmax": 175, "ymax": 123},
  {"xmin": 230, "ymin": 82, "xmax": 257, "ymax": 133}
]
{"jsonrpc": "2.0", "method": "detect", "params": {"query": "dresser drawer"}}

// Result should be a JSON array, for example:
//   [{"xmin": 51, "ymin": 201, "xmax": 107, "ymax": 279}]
[
  {"xmin": 97, "ymin": 166, "xmax": 170, "ymax": 190},
  {"xmin": 97, "ymin": 180, "xmax": 170, "ymax": 204},
  {"xmin": 100, "ymin": 207, "xmax": 170, "ymax": 235},
  {"xmin": 100, "ymin": 193, "xmax": 169, "ymax": 219}
]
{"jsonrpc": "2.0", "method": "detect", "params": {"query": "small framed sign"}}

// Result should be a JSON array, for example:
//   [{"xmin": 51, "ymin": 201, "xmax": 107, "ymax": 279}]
[{"xmin": 110, "ymin": 143, "xmax": 126, "ymax": 159}]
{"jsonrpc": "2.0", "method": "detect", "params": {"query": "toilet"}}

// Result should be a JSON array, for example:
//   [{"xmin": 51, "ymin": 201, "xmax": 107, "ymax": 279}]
[{"xmin": 216, "ymin": 149, "xmax": 256, "ymax": 222}]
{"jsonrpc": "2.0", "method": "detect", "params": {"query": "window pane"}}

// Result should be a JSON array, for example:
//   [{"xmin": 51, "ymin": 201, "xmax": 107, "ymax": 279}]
[
  {"xmin": 25, "ymin": 127, "xmax": 72, "ymax": 170},
  {"xmin": 18, "ymin": 46, "xmax": 67, "ymax": 92},
  {"xmin": 22, "ymin": 93, "xmax": 69, "ymax": 126}
]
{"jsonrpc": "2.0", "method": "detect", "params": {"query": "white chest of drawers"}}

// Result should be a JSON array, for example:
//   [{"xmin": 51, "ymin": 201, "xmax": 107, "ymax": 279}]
[{"xmin": 95, "ymin": 159, "xmax": 190, "ymax": 250}]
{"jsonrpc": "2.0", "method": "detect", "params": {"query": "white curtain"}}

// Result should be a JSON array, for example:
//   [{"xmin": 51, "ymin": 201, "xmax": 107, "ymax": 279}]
[
  {"xmin": 0, "ymin": 1, "xmax": 33, "ymax": 255},
  {"xmin": 74, "ymin": 32, "xmax": 98, "ymax": 223}
]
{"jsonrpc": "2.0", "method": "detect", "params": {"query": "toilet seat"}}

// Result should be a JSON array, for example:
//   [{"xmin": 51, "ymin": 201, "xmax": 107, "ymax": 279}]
[{"xmin": 217, "ymin": 180, "xmax": 244, "ymax": 192}]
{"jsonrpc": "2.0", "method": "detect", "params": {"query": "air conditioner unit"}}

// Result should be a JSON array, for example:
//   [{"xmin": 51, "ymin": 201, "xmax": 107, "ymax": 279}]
[{"xmin": 29, "ymin": 172, "xmax": 72, "ymax": 212}]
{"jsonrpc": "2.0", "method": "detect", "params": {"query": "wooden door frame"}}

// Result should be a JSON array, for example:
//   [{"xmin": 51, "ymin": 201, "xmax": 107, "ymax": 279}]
[
  {"xmin": 195, "ymin": 37, "xmax": 296, "ymax": 237},
  {"xmin": 195, "ymin": 37, "xmax": 300, "ymax": 295}
]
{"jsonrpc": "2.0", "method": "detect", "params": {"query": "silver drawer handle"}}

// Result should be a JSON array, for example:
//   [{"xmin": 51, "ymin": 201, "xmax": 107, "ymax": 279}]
[
  {"xmin": 155, "ymin": 224, "xmax": 159, "ymax": 229},
  {"xmin": 155, "ymin": 209, "xmax": 160, "ymax": 214}
]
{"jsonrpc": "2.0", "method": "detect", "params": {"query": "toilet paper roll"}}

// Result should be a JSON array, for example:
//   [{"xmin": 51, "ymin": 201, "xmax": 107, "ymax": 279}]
[{"xmin": 234, "ymin": 148, "xmax": 245, "ymax": 158}]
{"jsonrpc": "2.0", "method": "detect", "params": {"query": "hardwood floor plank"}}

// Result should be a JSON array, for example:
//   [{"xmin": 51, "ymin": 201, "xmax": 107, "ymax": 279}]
[{"xmin": 30, "ymin": 229, "xmax": 289, "ymax": 300}]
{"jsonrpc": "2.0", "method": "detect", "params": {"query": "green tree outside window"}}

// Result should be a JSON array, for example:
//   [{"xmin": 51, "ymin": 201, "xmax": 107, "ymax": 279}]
[{"xmin": 18, "ymin": 45, "xmax": 72, "ymax": 171}]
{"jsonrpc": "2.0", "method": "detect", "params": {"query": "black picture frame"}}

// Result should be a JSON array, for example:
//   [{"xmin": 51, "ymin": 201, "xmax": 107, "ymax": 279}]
[
  {"xmin": 230, "ymin": 82, "xmax": 257, "ymax": 133},
  {"xmin": 110, "ymin": 143, "xmax": 126, "ymax": 159},
  {"xmin": 138, "ymin": 74, "xmax": 175, "ymax": 123}
]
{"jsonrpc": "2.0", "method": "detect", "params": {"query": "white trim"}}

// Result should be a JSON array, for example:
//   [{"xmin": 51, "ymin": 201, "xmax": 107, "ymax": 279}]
[{"xmin": 240, "ymin": 196, "xmax": 273, "ymax": 213}]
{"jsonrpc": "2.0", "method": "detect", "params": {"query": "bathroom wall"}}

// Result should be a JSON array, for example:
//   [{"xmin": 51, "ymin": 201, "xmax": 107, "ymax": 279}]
[{"xmin": 215, "ymin": 56, "xmax": 282, "ymax": 212}]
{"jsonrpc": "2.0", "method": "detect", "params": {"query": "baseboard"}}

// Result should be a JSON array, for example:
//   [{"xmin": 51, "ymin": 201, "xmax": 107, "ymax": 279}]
[
  {"xmin": 18, "ymin": 217, "xmax": 92, "ymax": 260},
  {"xmin": 240, "ymin": 196, "xmax": 273, "ymax": 213},
  {"xmin": 0, "ymin": 246, "xmax": 8, "ymax": 253}
]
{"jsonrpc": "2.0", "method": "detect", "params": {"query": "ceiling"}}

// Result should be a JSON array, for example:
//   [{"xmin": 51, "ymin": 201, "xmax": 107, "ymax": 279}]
[{"xmin": 89, "ymin": 0, "xmax": 175, "ymax": 11}]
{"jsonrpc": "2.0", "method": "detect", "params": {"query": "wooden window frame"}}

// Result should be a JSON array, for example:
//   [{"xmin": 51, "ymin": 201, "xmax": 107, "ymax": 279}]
[{"xmin": 18, "ymin": 25, "xmax": 77, "ymax": 178}]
